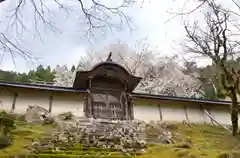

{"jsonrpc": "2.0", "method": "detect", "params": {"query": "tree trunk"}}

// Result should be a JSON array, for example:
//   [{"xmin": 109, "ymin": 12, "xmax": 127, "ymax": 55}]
[{"xmin": 230, "ymin": 89, "xmax": 238, "ymax": 136}]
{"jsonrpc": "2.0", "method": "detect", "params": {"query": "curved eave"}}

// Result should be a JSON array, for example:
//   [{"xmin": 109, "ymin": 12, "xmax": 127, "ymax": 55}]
[
  {"xmin": 72, "ymin": 71, "xmax": 90, "ymax": 88},
  {"xmin": 91, "ymin": 61, "xmax": 131, "ymax": 75},
  {"xmin": 73, "ymin": 62, "xmax": 142, "ymax": 91}
]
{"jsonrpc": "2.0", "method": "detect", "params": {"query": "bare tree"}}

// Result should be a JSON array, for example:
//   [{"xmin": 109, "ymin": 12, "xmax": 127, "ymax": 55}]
[
  {"xmin": 184, "ymin": 1, "xmax": 240, "ymax": 136},
  {"xmin": 167, "ymin": 0, "xmax": 240, "ymax": 20},
  {"xmin": 0, "ymin": 0, "xmax": 135, "ymax": 63}
]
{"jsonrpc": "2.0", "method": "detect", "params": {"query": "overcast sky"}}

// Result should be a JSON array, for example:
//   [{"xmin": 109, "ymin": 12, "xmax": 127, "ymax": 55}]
[{"xmin": 0, "ymin": 0, "xmax": 236, "ymax": 73}]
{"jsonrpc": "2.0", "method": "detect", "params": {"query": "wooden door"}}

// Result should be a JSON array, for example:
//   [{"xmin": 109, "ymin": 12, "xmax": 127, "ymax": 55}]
[{"xmin": 91, "ymin": 92, "xmax": 125, "ymax": 120}]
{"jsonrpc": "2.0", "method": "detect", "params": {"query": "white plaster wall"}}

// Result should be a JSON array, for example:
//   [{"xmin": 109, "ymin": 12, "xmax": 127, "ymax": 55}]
[
  {"xmin": 51, "ymin": 93, "xmax": 84, "ymax": 117},
  {"xmin": 0, "ymin": 90, "xmax": 13, "ymax": 112},
  {"xmin": 16, "ymin": 90, "xmax": 50, "ymax": 113},
  {"xmin": 186, "ymin": 105, "xmax": 205, "ymax": 123},
  {"xmin": 0, "ymin": 86, "xmax": 235, "ymax": 126},
  {"xmin": 208, "ymin": 105, "xmax": 231, "ymax": 125},
  {"xmin": 133, "ymin": 102, "xmax": 232, "ymax": 125},
  {"xmin": 160, "ymin": 104, "xmax": 186, "ymax": 122},
  {"xmin": 133, "ymin": 104, "xmax": 160, "ymax": 122},
  {"xmin": 1, "ymin": 88, "xmax": 84, "ymax": 116}
]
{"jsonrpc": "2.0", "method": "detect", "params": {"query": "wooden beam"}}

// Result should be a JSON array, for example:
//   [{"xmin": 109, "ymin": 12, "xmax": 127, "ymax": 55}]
[
  {"xmin": 158, "ymin": 104, "xmax": 163, "ymax": 121},
  {"xmin": 83, "ymin": 95, "xmax": 87, "ymax": 117},
  {"xmin": 49, "ymin": 95, "xmax": 53, "ymax": 113},
  {"xmin": 184, "ymin": 105, "xmax": 189, "ymax": 124},
  {"xmin": 87, "ymin": 94, "xmax": 93, "ymax": 118},
  {"xmin": 203, "ymin": 109, "xmax": 231, "ymax": 132},
  {"xmin": 205, "ymin": 108, "xmax": 214, "ymax": 125},
  {"xmin": 199, "ymin": 105, "xmax": 206, "ymax": 124},
  {"xmin": 11, "ymin": 92, "xmax": 18, "ymax": 112},
  {"xmin": 129, "ymin": 101, "xmax": 134, "ymax": 120},
  {"xmin": 88, "ymin": 77, "xmax": 93, "ymax": 118}
]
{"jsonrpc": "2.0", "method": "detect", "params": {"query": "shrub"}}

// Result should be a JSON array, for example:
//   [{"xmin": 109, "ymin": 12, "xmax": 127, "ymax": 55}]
[
  {"xmin": 0, "ymin": 111, "xmax": 15, "ymax": 135},
  {"xmin": 11, "ymin": 113, "xmax": 26, "ymax": 122},
  {"xmin": 59, "ymin": 112, "xmax": 73, "ymax": 120},
  {"xmin": 43, "ymin": 117, "xmax": 55, "ymax": 124},
  {"xmin": 0, "ymin": 135, "xmax": 12, "ymax": 149}
]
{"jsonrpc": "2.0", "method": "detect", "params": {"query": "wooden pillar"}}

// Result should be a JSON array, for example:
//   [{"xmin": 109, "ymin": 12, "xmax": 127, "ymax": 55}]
[
  {"xmin": 87, "ymin": 77, "xmax": 93, "ymax": 118},
  {"xmin": 120, "ymin": 92, "xmax": 126, "ymax": 120},
  {"xmin": 128, "ymin": 101, "xmax": 134, "ymax": 120},
  {"xmin": 158, "ymin": 104, "xmax": 163, "ymax": 121},
  {"xmin": 49, "ymin": 95, "xmax": 53, "ymax": 113},
  {"xmin": 11, "ymin": 92, "xmax": 18, "ymax": 112},
  {"xmin": 125, "ymin": 92, "xmax": 130, "ymax": 120},
  {"xmin": 123, "ymin": 83, "xmax": 130, "ymax": 120},
  {"xmin": 86, "ymin": 94, "xmax": 92, "ymax": 118},
  {"xmin": 127, "ymin": 93, "xmax": 134, "ymax": 120},
  {"xmin": 83, "ymin": 95, "xmax": 87, "ymax": 117},
  {"xmin": 199, "ymin": 105, "xmax": 205, "ymax": 124},
  {"xmin": 184, "ymin": 105, "xmax": 189, "ymax": 123}
]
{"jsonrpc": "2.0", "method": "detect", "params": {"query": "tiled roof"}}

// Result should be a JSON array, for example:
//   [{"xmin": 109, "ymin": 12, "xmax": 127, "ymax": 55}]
[
  {"xmin": 0, "ymin": 81, "xmax": 85, "ymax": 92},
  {"xmin": 132, "ymin": 93, "xmax": 231, "ymax": 105},
  {"xmin": 0, "ymin": 81, "xmax": 233, "ymax": 105}
]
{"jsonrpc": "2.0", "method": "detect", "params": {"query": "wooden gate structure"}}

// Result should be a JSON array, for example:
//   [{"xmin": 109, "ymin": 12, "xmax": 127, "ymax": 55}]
[{"xmin": 73, "ymin": 53, "xmax": 142, "ymax": 120}]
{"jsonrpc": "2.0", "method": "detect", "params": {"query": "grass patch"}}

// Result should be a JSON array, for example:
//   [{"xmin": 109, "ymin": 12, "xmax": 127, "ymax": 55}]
[
  {"xmin": 0, "ymin": 122, "xmax": 55, "ymax": 156},
  {"xmin": 141, "ymin": 123, "xmax": 240, "ymax": 158},
  {"xmin": 1, "ymin": 122, "xmax": 240, "ymax": 158}
]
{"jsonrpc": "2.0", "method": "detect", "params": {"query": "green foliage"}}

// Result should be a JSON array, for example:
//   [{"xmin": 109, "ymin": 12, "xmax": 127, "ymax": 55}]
[
  {"xmin": 183, "ymin": 57, "xmax": 240, "ymax": 100},
  {"xmin": 0, "ymin": 135, "xmax": 12, "ymax": 149},
  {"xmin": 11, "ymin": 113, "xmax": 26, "ymax": 122},
  {"xmin": 21, "ymin": 154, "xmax": 132, "ymax": 158},
  {"xmin": 1, "ymin": 122, "xmax": 240, "ymax": 157},
  {"xmin": 0, "ymin": 65, "xmax": 54, "ymax": 83},
  {"xmin": 0, "ymin": 123, "xmax": 55, "ymax": 156},
  {"xmin": 0, "ymin": 111, "xmax": 16, "ymax": 149},
  {"xmin": 28, "ymin": 65, "xmax": 55, "ymax": 82},
  {"xmin": 0, "ymin": 111, "xmax": 15, "ymax": 135},
  {"xmin": 142, "ymin": 123, "xmax": 240, "ymax": 158}
]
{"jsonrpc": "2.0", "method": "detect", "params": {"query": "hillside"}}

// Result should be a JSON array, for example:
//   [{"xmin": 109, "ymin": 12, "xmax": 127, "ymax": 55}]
[
  {"xmin": 144, "ymin": 123, "xmax": 240, "ymax": 158},
  {"xmin": 0, "ymin": 118, "xmax": 240, "ymax": 158}
]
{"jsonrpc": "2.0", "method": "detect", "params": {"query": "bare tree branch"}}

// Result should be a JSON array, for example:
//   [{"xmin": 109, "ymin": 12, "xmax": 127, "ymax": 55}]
[
  {"xmin": 167, "ymin": 0, "xmax": 240, "ymax": 24},
  {"xmin": 0, "ymin": 0, "xmax": 135, "ymax": 66},
  {"xmin": 58, "ymin": 40, "xmax": 203, "ymax": 97}
]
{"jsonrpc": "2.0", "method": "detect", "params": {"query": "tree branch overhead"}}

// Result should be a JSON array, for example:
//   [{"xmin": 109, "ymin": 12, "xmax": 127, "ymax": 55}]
[{"xmin": 0, "ymin": 0, "xmax": 134, "ymax": 63}]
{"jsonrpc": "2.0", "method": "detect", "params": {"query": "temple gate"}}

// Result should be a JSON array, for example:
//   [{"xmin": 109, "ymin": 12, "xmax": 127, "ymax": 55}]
[{"xmin": 73, "ymin": 52, "xmax": 142, "ymax": 120}]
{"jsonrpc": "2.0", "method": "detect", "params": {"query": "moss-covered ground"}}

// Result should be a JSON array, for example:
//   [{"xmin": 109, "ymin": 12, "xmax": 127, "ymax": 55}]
[
  {"xmin": 1, "ymin": 121, "xmax": 240, "ymax": 158},
  {"xmin": 0, "ymin": 121, "xmax": 55, "ymax": 156},
  {"xmin": 142, "ymin": 123, "xmax": 240, "ymax": 158}
]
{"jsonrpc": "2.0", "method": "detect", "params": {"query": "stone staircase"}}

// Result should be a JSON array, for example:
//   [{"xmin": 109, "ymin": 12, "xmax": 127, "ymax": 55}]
[
  {"xmin": 56, "ymin": 117, "xmax": 147, "ymax": 140},
  {"xmin": 24, "ymin": 146, "xmax": 138, "ymax": 157},
  {"xmin": 24, "ymin": 117, "xmax": 147, "ymax": 158}
]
